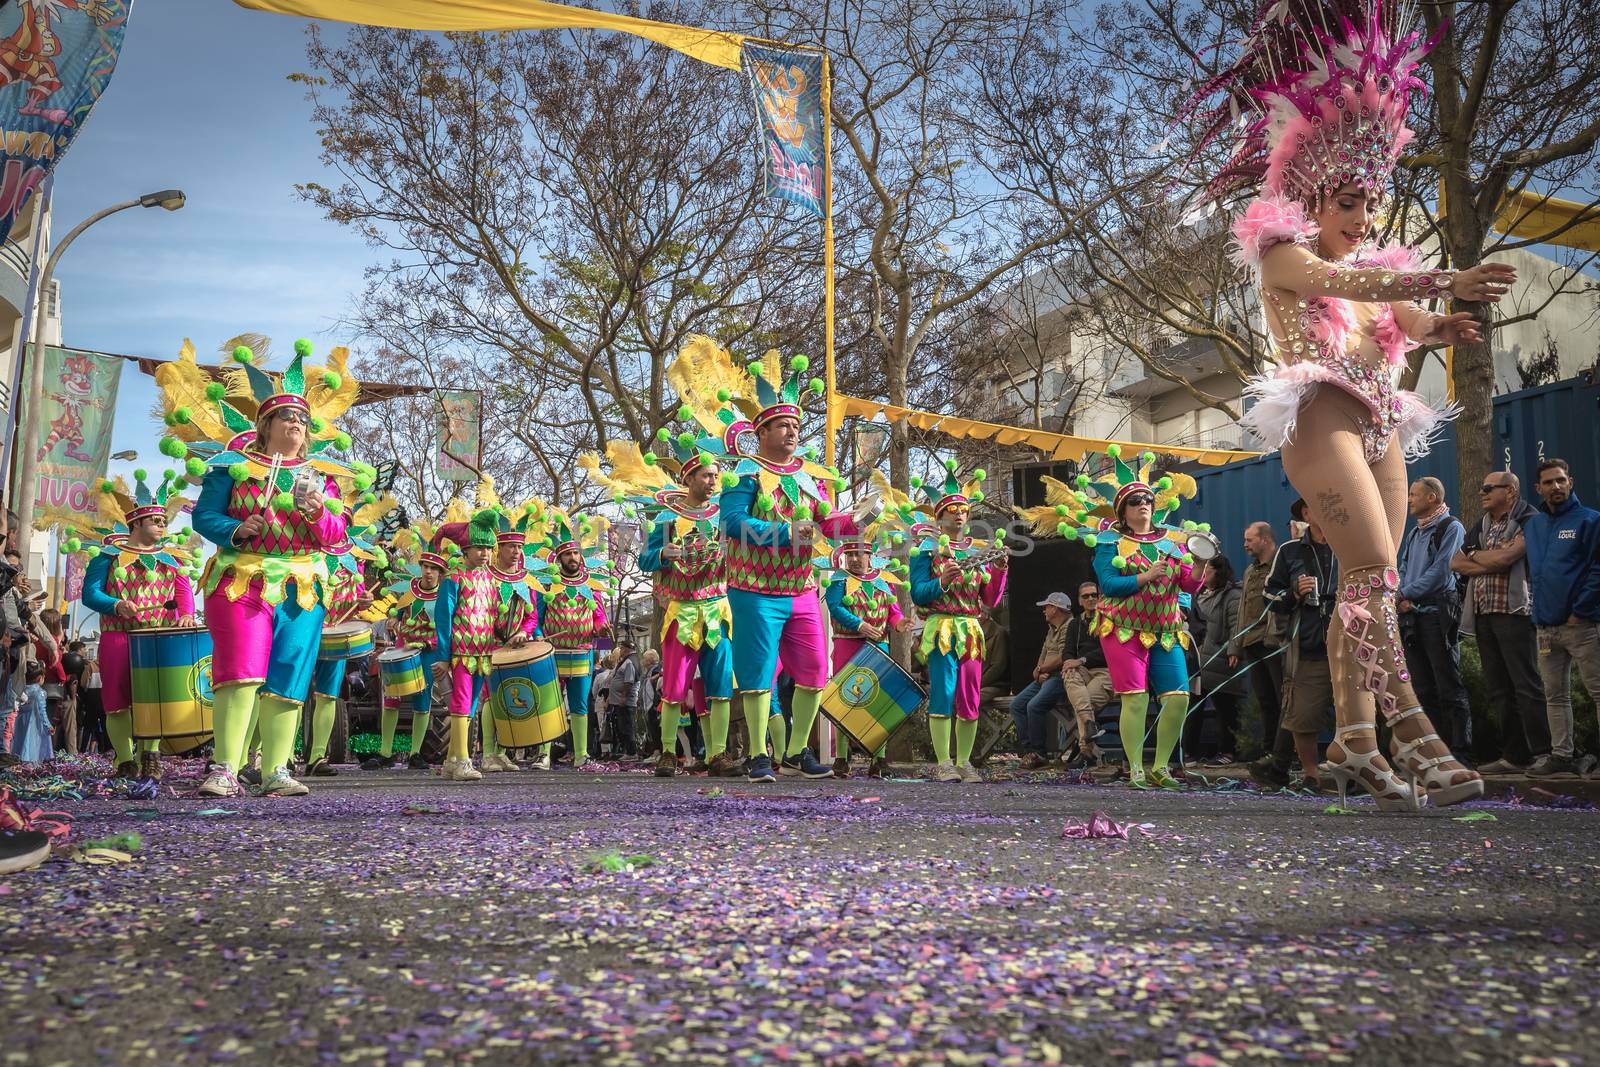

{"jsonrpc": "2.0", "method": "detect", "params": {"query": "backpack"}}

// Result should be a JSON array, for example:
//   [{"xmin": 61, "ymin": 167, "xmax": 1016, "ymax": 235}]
[{"xmin": 1429, "ymin": 515, "xmax": 1469, "ymax": 605}]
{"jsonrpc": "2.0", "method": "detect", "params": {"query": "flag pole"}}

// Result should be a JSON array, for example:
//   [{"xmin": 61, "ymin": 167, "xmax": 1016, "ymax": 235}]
[{"xmin": 821, "ymin": 52, "xmax": 838, "ymax": 469}]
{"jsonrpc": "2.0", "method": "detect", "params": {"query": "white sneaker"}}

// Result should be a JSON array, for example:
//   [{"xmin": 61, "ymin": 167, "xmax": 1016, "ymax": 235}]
[
  {"xmin": 957, "ymin": 762, "xmax": 983, "ymax": 783},
  {"xmin": 198, "ymin": 767, "xmax": 241, "ymax": 797},
  {"xmin": 441, "ymin": 757, "xmax": 483, "ymax": 782},
  {"xmin": 257, "ymin": 767, "xmax": 310, "ymax": 797},
  {"xmin": 491, "ymin": 753, "xmax": 522, "ymax": 772},
  {"xmin": 481, "ymin": 753, "xmax": 506, "ymax": 773},
  {"xmin": 934, "ymin": 760, "xmax": 962, "ymax": 783},
  {"xmin": 532, "ymin": 750, "xmax": 552, "ymax": 771}
]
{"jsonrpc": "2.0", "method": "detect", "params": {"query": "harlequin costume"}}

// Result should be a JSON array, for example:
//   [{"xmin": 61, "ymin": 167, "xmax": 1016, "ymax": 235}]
[
  {"xmin": 428, "ymin": 509, "xmax": 505, "ymax": 781},
  {"xmin": 155, "ymin": 338, "xmax": 363, "ymax": 798},
  {"xmin": 480, "ymin": 488, "xmax": 550, "ymax": 771},
  {"xmin": 368, "ymin": 525, "xmax": 453, "ymax": 770},
  {"xmin": 1183, "ymin": 0, "xmax": 1480, "ymax": 808},
  {"xmin": 1017, "ymin": 448, "xmax": 1202, "ymax": 789},
  {"xmin": 304, "ymin": 496, "xmax": 395, "ymax": 777},
  {"xmin": 580, "ymin": 414, "xmax": 737, "ymax": 777},
  {"xmin": 819, "ymin": 513, "xmax": 907, "ymax": 777},
  {"xmin": 897, "ymin": 467, "xmax": 1006, "ymax": 779},
  {"xmin": 669, "ymin": 335, "xmax": 849, "ymax": 782},
  {"xmin": 79, "ymin": 471, "xmax": 198, "ymax": 782},
  {"xmin": 533, "ymin": 507, "xmax": 610, "ymax": 769}
]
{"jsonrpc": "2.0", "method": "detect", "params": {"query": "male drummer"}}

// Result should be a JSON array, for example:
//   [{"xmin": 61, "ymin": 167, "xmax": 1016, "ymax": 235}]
[
  {"xmin": 433, "ymin": 511, "xmax": 528, "ymax": 781},
  {"xmin": 536, "ymin": 510, "xmax": 610, "ymax": 771},
  {"xmin": 81, "ymin": 473, "xmax": 196, "ymax": 783},
  {"xmin": 303, "ymin": 540, "xmax": 374, "ymax": 778},
  {"xmin": 824, "ymin": 535, "xmax": 909, "ymax": 778},
  {"xmin": 363, "ymin": 545, "xmax": 449, "ymax": 770},
  {"xmin": 482, "ymin": 508, "xmax": 541, "ymax": 772}
]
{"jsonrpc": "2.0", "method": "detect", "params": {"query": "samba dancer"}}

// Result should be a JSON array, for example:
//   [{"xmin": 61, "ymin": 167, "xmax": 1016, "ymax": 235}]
[
  {"xmin": 80, "ymin": 471, "xmax": 198, "ymax": 783},
  {"xmin": 580, "ymin": 413, "xmax": 738, "ymax": 779},
  {"xmin": 821, "ymin": 518, "xmax": 909, "ymax": 779},
  {"xmin": 156, "ymin": 339, "xmax": 362, "ymax": 798},
  {"xmin": 1184, "ymin": 0, "xmax": 1508, "ymax": 806},
  {"xmin": 906, "ymin": 467, "xmax": 1007, "ymax": 783},
  {"xmin": 534, "ymin": 508, "xmax": 611, "ymax": 770},
  {"xmin": 669, "ymin": 337, "xmax": 847, "ymax": 784}
]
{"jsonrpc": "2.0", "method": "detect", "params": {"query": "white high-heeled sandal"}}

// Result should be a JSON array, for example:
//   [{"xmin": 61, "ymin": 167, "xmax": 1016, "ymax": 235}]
[
  {"xmin": 1320, "ymin": 723, "xmax": 1422, "ymax": 812},
  {"xmin": 1388, "ymin": 708, "xmax": 1484, "ymax": 808}
]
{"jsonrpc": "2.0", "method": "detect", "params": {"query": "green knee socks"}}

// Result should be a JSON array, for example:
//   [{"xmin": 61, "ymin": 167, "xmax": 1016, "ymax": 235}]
[
  {"xmin": 481, "ymin": 706, "xmax": 501, "ymax": 757},
  {"xmin": 409, "ymin": 711, "xmax": 431, "ymax": 755},
  {"xmin": 1119, "ymin": 693, "xmax": 1149, "ymax": 778},
  {"xmin": 108, "ymin": 712, "xmax": 135, "ymax": 765},
  {"xmin": 307, "ymin": 696, "xmax": 336, "ymax": 764},
  {"xmin": 379, "ymin": 702, "xmax": 399, "ymax": 758},
  {"xmin": 767, "ymin": 714, "xmax": 788, "ymax": 761},
  {"xmin": 930, "ymin": 716, "xmax": 952, "ymax": 763},
  {"xmin": 448, "ymin": 715, "xmax": 470, "ymax": 760},
  {"xmin": 955, "ymin": 718, "xmax": 978, "ymax": 765},
  {"xmin": 571, "ymin": 716, "xmax": 591, "ymax": 765},
  {"xmin": 1153, "ymin": 692, "xmax": 1189, "ymax": 770},
  {"xmin": 741, "ymin": 692, "xmax": 769, "ymax": 757},
  {"xmin": 706, "ymin": 698, "xmax": 731, "ymax": 759},
  {"xmin": 661, "ymin": 702, "xmax": 680, "ymax": 758},
  {"xmin": 786, "ymin": 687, "xmax": 822, "ymax": 758},
  {"xmin": 257, "ymin": 695, "xmax": 301, "ymax": 775},
  {"xmin": 211, "ymin": 683, "xmax": 260, "ymax": 771}
]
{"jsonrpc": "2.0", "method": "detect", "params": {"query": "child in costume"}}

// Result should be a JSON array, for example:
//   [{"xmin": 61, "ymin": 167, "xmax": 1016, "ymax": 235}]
[
  {"xmin": 904, "ymin": 466, "xmax": 1007, "ymax": 783},
  {"xmin": 533, "ymin": 508, "xmax": 611, "ymax": 770},
  {"xmin": 79, "ymin": 471, "xmax": 198, "ymax": 782},
  {"xmin": 1020, "ymin": 450, "xmax": 1204, "ymax": 789},
  {"xmin": 579, "ymin": 411, "xmax": 737, "ymax": 779},
  {"xmin": 303, "ymin": 498, "xmax": 393, "ymax": 777},
  {"xmin": 820, "ymin": 517, "xmax": 909, "ymax": 779},
  {"xmin": 669, "ymin": 336, "xmax": 849, "ymax": 784},
  {"xmin": 430, "ymin": 510, "xmax": 513, "ymax": 781},
  {"xmin": 363, "ymin": 527, "xmax": 451, "ymax": 770},
  {"xmin": 156, "ymin": 338, "xmax": 363, "ymax": 798},
  {"xmin": 1184, "ymin": 0, "xmax": 1511, "ymax": 807}
]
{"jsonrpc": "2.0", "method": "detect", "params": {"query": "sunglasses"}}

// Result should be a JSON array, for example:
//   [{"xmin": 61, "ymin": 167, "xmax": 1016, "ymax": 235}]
[
  {"xmin": 1124, "ymin": 494, "xmax": 1155, "ymax": 507},
  {"xmin": 275, "ymin": 410, "xmax": 310, "ymax": 425},
  {"xmin": 1080, "ymin": 593, "xmax": 1099, "ymax": 600},
  {"xmin": 1478, "ymin": 483, "xmax": 1507, "ymax": 493}
]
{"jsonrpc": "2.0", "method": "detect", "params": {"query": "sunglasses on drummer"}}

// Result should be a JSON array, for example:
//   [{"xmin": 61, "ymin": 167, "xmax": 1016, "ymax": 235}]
[{"xmin": 1124, "ymin": 494, "xmax": 1155, "ymax": 507}]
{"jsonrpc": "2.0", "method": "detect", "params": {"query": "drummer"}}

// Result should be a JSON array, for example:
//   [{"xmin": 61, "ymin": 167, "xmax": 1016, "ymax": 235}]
[
  {"xmin": 909, "ymin": 465, "xmax": 1007, "ymax": 783},
  {"xmin": 479, "ymin": 497, "xmax": 545, "ymax": 771},
  {"xmin": 534, "ymin": 508, "xmax": 611, "ymax": 771},
  {"xmin": 80, "ymin": 471, "xmax": 197, "ymax": 783},
  {"xmin": 363, "ymin": 533, "xmax": 450, "ymax": 771},
  {"xmin": 432, "ymin": 510, "xmax": 531, "ymax": 781},
  {"xmin": 822, "ymin": 522, "xmax": 909, "ymax": 779}
]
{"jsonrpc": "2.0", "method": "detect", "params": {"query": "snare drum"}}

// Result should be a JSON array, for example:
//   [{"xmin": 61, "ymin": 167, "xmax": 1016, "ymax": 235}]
[
  {"xmin": 488, "ymin": 641, "xmax": 566, "ymax": 748},
  {"xmin": 129, "ymin": 626, "xmax": 215, "ymax": 746},
  {"xmin": 820, "ymin": 643, "xmax": 926, "ymax": 754},
  {"xmin": 379, "ymin": 646, "xmax": 426, "ymax": 697},
  {"xmin": 319, "ymin": 621, "xmax": 374, "ymax": 661},
  {"xmin": 553, "ymin": 648, "xmax": 593, "ymax": 678}
]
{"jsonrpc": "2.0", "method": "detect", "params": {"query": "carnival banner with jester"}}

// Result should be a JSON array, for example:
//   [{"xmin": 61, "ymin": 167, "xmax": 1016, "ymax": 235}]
[
  {"xmin": 742, "ymin": 42, "xmax": 825, "ymax": 218},
  {"xmin": 0, "ymin": 0, "xmax": 132, "ymax": 243},
  {"xmin": 29, "ymin": 345, "xmax": 122, "ymax": 528}
]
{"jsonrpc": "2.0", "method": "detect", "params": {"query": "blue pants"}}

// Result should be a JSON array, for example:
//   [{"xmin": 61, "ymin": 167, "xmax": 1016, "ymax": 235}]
[
  {"xmin": 313, "ymin": 657, "xmax": 347, "ymax": 700},
  {"xmin": 562, "ymin": 673, "xmax": 593, "ymax": 718},
  {"xmin": 260, "ymin": 597, "xmax": 327, "ymax": 705},
  {"xmin": 1009, "ymin": 675, "xmax": 1067, "ymax": 755}
]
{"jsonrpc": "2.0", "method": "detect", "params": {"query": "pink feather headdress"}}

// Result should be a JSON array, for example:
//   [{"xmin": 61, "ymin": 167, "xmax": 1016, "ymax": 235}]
[{"xmin": 1183, "ymin": 0, "xmax": 1439, "ymax": 207}]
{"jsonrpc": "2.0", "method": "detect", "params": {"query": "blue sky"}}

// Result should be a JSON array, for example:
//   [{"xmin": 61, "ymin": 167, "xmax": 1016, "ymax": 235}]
[{"xmin": 49, "ymin": 0, "xmax": 361, "ymax": 474}]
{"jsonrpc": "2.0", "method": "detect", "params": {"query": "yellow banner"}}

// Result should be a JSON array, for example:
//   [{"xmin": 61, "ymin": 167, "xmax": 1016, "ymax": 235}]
[
  {"xmin": 233, "ymin": 0, "xmax": 748, "ymax": 70},
  {"xmin": 837, "ymin": 394, "xmax": 1258, "ymax": 467}
]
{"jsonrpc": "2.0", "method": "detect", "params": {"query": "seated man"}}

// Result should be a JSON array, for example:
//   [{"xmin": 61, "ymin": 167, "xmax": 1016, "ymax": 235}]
[
  {"xmin": 1061, "ymin": 581, "xmax": 1112, "ymax": 767},
  {"xmin": 1009, "ymin": 592, "xmax": 1071, "ymax": 770}
]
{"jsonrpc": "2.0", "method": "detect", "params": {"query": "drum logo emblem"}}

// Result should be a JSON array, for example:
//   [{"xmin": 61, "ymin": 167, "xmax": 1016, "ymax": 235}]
[
  {"xmin": 839, "ymin": 667, "xmax": 879, "ymax": 708},
  {"xmin": 189, "ymin": 655, "xmax": 215, "ymax": 711},
  {"xmin": 495, "ymin": 679, "xmax": 537, "ymax": 720}
]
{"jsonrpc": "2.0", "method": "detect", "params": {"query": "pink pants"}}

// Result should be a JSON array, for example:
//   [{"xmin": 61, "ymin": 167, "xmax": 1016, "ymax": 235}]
[
  {"xmin": 832, "ymin": 635, "xmax": 866, "ymax": 674},
  {"xmin": 99, "ymin": 630, "xmax": 132, "ymax": 716},
  {"xmin": 660, "ymin": 621, "xmax": 734, "ymax": 705},
  {"xmin": 927, "ymin": 649, "xmax": 984, "ymax": 721},
  {"xmin": 449, "ymin": 662, "xmax": 489, "ymax": 718}
]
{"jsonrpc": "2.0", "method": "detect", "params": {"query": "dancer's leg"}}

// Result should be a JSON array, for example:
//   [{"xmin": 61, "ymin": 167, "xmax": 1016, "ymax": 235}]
[{"xmin": 1119, "ymin": 693, "xmax": 1150, "ymax": 779}]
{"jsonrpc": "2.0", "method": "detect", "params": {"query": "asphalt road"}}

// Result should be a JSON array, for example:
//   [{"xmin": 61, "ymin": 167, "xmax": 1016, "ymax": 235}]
[{"xmin": 2, "ymin": 763, "xmax": 1596, "ymax": 1066}]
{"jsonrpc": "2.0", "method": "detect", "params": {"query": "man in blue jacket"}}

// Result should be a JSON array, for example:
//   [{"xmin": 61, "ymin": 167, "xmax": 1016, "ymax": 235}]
[
  {"xmin": 1397, "ymin": 477, "xmax": 1471, "ymax": 753},
  {"xmin": 1523, "ymin": 458, "xmax": 1600, "ymax": 777}
]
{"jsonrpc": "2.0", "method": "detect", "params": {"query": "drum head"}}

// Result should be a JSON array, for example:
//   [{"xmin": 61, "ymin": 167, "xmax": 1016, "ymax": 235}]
[
  {"xmin": 325, "ymin": 621, "xmax": 371, "ymax": 639},
  {"xmin": 1186, "ymin": 533, "xmax": 1219, "ymax": 561},
  {"xmin": 378, "ymin": 647, "xmax": 419, "ymax": 663},
  {"xmin": 490, "ymin": 639, "xmax": 554, "ymax": 666}
]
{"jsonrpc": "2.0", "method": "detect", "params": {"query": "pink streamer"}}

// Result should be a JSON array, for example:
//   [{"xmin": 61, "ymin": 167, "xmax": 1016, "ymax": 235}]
[{"xmin": 1061, "ymin": 811, "xmax": 1155, "ymax": 840}]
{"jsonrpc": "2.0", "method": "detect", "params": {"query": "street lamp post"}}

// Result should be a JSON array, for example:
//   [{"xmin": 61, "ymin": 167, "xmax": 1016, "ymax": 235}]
[{"xmin": 9, "ymin": 189, "xmax": 185, "ymax": 537}]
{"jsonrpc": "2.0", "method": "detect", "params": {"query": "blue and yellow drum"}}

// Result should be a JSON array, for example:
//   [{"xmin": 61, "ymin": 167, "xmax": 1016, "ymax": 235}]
[
  {"xmin": 553, "ymin": 648, "xmax": 593, "ymax": 678},
  {"xmin": 820, "ymin": 643, "xmax": 926, "ymax": 754},
  {"xmin": 319, "ymin": 621, "xmax": 374, "ymax": 661},
  {"xmin": 489, "ymin": 641, "xmax": 566, "ymax": 747},
  {"xmin": 379, "ymin": 646, "xmax": 426, "ymax": 697},
  {"xmin": 129, "ymin": 626, "xmax": 215, "ymax": 747}
]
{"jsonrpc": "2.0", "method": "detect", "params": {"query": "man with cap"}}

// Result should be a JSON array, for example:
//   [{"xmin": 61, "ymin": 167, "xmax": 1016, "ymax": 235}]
[{"xmin": 1009, "ymin": 591, "xmax": 1073, "ymax": 771}]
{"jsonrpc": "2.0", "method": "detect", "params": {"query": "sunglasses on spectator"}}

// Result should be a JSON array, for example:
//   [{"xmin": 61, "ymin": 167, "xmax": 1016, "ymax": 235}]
[
  {"xmin": 1478, "ymin": 483, "xmax": 1507, "ymax": 493},
  {"xmin": 1080, "ymin": 593, "xmax": 1099, "ymax": 600}
]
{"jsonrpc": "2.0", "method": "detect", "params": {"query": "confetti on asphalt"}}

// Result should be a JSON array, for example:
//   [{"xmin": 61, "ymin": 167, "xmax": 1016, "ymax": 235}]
[
  {"xmin": 1453, "ymin": 811, "xmax": 1498, "ymax": 822},
  {"xmin": 1061, "ymin": 811, "xmax": 1153, "ymax": 840}
]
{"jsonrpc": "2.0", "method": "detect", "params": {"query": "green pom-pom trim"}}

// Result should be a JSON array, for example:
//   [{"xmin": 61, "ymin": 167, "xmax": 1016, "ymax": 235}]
[
  {"xmin": 1199, "ymin": 522, "xmax": 1212, "ymax": 532},
  {"xmin": 388, "ymin": 607, "xmax": 400, "ymax": 618},
  {"xmin": 359, "ymin": 492, "xmax": 377, "ymax": 506},
  {"xmin": 1182, "ymin": 554, "xmax": 1194, "ymax": 566},
  {"xmin": 164, "ymin": 413, "xmax": 177, "ymax": 428},
  {"xmin": 676, "ymin": 431, "xmax": 695, "ymax": 450},
  {"xmin": 1157, "ymin": 477, "xmax": 1172, "ymax": 491},
  {"xmin": 720, "ymin": 473, "xmax": 738, "ymax": 489},
  {"xmin": 818, "ymin": 574, "xmax": 832, "ymax": 589},
  {"xmin": 100, "ymin": 479, "xmax": 115, "ymax": 493},
  {"xmin": 944, "ymin": 458, "xmax": 958, "ymax": 472},
  {"xmin": 642, "ymin": 519, "xmax": 656, "ymax": 535},
  {"xmin": 174, "ymin": 406, "xmax": 192, "ymax": 424},
  {"xmin": 1056, "ymin": 522, "xmax": 1070, "ymax": 536},
  {"xmin": 676, "ymin": 404, "xmax": 693, "ymax": 422},
  {"xmin": 65, "ymin": 537, "xmax": 81, "ymax": 553},
  {"xmin": 323, "ymin": 372, "xmax": 342, "ymax": 391},
  {"xmin": 910, "ymin": 476, "xmax": 923, "ymax": 489},
  {"xmin": 1075, "ymin": 474, "xmax": 1090, "ymax": 488},
  {"xmin": 310, "ymin": 417, "xmax": 326, "ymax": 433},
  {"xmin": 1083, "ymin": 534, "xmax": 1098, "ymax": 548},
  {"xmin": 623, "ymin": 506, "xmax": 636, "ymax": 519},
  {"xmin": 1106, "ymin": 443, "xmax": 1121, "ymax": 458},
  {"xmin": 229, "ymin": 463, "xmax": 250, "ymax": 482},
  {"xmin": 697, "ymin": 452, "xmax": 714, "ymax": 469},
  {"xmin": 642, "ymin": 452, "xmax": 658, "ymax": 468},
  {"xmin": 85, "ymin": 545, "xmax": 101, "ymax": 558},
  {"xmin": 1054, "ymin": 504, "xmax": 1068, "ymax": 517},
  {"xmin": 232, "ymin": 345, "xmax": 254, "ymax": 364},
  {"xmin": 133, "ymin": 468, "xmax": 148, "ymax": 481},
  {"xmin": 205, "ymin": 382, "xmax": 225, "ymax": 401},
  {"xmin": 113, "ymin": 566, "xmax": 129, "ymax": 582},
  {"xmin": 973, "ymin": 468, "xmax": 987, "ymax": 481},
  {"xmin": 815, "ymin": 500, "xmax": 832, "ymax": 519},
  {"xmin": 185, "ymin": 458, "xmax": 205, "ymax": 478},
  {"xmin": 294, "ymin": 338, "xmax": 314, "ymax": 357},
  {"xmin": 808, "ymin": 378, "xmax": 824, "ymax": 395},
  {"xmin": 1182, "ymin": 520, "xmax": 1196, "ymax": 531},
  {"xmin": 994, "ymin": 529, "xmax": 1007, "ymax": 542},
  {"xmin": 971, "ymin": 491, "xmax": 985, "ymax": 504},
  {"xmin": 655, "ymin": 427, "xmax": 670, "ymax": 442},
  {"xmin": 802, "ymin": 446, "xmax": 817, "ymax": 461},
  {"xmin": 273, "ymin": 492, "xmax": 296, "ymax": 512},
  {"xmin": 1142, "ymin": 451, "xmax": 1156, "ymax": 464},
  {"xmin": 715, "ymin": 388, "xmax": 731, "ymax": 402},
  {"xmin": 755, "ymin": 494, "xmax": 775, "ymax": 514},
  {"xmin": 354, "ymin": 474, "xmax": 374, "ymax": 491},
  {"xmin": 1113, "ymin": 555, "xmax": 1127, "ymax": 570},
  {"xmin": 938, "ymin": 533, "xmax": 951, "ymax": 547},
  {"xmin": 334, "ymin": 433, "xmax": 352, "ymax": 451},
  {"xmin": 1064, "ymin": 527, "xmax": 1080, "ymax": 541},
  {"xmin": 790, "ymin": 354, "xmax": 810, "ymax": 372},
  {"xmin": 793, "ymin": 505, "xmax": 814, "ymax": 521},
  {"xmin": 325, "ymin": 497, "xmax": 345, "ymax": 515},
  {"xmin": 909, "ymin": 546, "xmax": 921, "ymax": 557}
]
